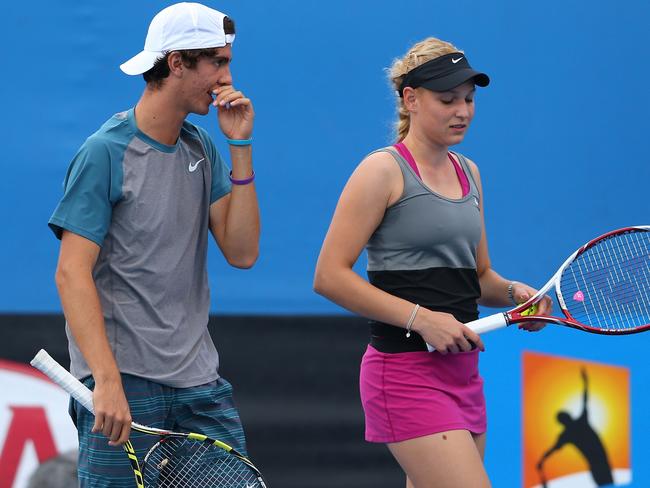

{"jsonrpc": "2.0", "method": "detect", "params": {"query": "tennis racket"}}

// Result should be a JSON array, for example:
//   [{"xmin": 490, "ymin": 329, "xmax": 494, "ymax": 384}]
[
  {"xmin": 427, "ymin": 226, "xmax": 650, "ymax": 351},
  {"xmin": 30, "ymin": 349, "xmax": 268, "ymax": 488}
]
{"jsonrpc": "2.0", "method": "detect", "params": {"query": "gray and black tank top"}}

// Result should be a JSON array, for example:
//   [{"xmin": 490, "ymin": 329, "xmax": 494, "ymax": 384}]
[{"xmin": 366, "ymin": 148, "xmax": 483, "ymax": 352}]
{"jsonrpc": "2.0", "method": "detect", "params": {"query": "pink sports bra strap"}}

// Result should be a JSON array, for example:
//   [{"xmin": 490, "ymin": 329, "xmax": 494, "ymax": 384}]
[
  {"xmin": 394, "ymin": 142, "xmax": 421, "ymax": 178},
  {"xmin": 393, "ymin": 142, "xmax": 470, "ymax": 197},
  {"xmin": 448, "ymin": 152, "xmax": 470, "ymax": 197}
]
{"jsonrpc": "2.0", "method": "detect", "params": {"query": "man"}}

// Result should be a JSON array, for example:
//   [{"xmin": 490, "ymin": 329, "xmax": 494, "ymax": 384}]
[{"xmin": 48, "ymin": 3, "xmax": 259, "ymax": 486}]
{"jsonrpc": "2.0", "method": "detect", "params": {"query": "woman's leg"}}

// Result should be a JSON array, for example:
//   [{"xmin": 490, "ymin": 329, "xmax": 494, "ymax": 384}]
[
  {"xmin": 401, "ymin": 431, "xmax": 487, "ymax": 486},
  {"xmin": 389, "ymin": 429, "xmax": 491, "ymax": 488},
  {"xmin": 473, "ymin": 431, "xmax": 487, "ymax": 460}
]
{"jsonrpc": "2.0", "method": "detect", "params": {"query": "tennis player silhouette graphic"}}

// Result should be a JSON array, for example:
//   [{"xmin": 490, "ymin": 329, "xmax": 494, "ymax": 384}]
[{"xmin": 536, "ymin": 367, "xmax": 614, "ymax": 487}]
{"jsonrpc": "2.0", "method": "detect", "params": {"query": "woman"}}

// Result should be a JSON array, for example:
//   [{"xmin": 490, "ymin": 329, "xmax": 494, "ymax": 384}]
[{"xmin": 313, "ymin": 37, "xmax": 551, "ymax": 487}]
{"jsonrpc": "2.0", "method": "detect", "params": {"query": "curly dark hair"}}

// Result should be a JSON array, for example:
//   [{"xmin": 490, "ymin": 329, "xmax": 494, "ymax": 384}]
[{"xmin": 143, "ymin": 16, "xmax": 235, "ymax": 88}]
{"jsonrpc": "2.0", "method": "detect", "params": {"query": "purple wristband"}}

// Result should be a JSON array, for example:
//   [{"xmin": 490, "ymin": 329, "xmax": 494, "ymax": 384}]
[{"xmin": 229, "ymin": 170, "xmax": 255, "ymax": 185}]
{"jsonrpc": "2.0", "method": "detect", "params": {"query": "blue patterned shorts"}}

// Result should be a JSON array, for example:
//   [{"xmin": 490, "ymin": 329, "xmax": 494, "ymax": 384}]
[{"xmin": 69, "ymin": 374, "xmax": 247, "ymax": 487}]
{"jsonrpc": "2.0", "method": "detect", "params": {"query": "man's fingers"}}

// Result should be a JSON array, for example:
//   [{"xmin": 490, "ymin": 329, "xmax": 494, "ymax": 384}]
[
  {"xmin": 108, "ymin": 419, "xmax": 123, "ymax": 443},
  {"xmin": 91, "ymin": 414, "xmax": 104, "ymax": 434},
  {"xmin": 212, "ymin": 86, "xmax": 248, "ymax": 107},
  {"xmin": 218, "ymin": 91, "xmax": 243, "ymax": 106},
  {"xmin": 109, "ymin": 422, "xmax": 131, "ymax": 447},
  {"xmin": 101, "ymin": 416, "xmax": 114, "ymax": 439},
  {"xmin": 228, "ymin": 97, "xmax": 251, "ymax": 108}
]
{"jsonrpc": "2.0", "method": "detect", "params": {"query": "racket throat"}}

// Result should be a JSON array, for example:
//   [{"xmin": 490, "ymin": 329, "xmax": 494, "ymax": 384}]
[{"xmin": 123, "ymin": 441, "xmax": 145, "ymax": 488}]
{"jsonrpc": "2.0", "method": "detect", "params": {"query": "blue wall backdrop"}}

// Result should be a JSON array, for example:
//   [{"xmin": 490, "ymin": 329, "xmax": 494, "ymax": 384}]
[
  {"xmin": 2, "ymin": 0, "xmax": 649, "ymax": 313},
  {"xmin": 2, "ymin": 1, "xmax": 649, "ymax": 486}
]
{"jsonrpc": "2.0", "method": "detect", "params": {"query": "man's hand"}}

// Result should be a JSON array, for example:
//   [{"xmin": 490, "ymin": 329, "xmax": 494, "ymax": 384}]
[
  {"xmin": 91, "ymin": 378, "xmax": 132, "ymax": 446},
  {"xmin": 212, "ymin": 85, "xmax": 254, "ymax": 140}
]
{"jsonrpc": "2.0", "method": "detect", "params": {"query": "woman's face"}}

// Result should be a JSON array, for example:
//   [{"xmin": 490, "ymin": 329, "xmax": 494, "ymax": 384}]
[{"xmin": 409, "ymin": 81, "xmax": 476, "ymax": 146}]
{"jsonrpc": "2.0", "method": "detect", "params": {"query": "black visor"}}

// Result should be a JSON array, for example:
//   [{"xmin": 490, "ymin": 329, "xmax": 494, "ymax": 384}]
[{"xmin": 398, "ymin": 52, "xmax": 490, "ymax": 97}]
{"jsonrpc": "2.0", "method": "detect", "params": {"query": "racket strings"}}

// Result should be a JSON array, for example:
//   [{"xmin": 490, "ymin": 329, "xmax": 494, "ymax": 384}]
[
  {"xmin": 560, "ymin": 230, "xmax": 650, "ymax": 331},
  {"xmin": 143, "ymin": 437, "xmax": 262, "ymax": 487},
  {"xmin": 562, "ymin": 234, "xmax": 649, "ymax": 327},
  {"xmin": 578, "ymin": 233, "xmax": 650, "ymax": 328}
]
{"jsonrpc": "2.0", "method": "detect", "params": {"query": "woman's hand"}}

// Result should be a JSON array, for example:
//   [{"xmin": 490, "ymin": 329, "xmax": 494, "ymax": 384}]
[
  {"xmin": 412, "ymin": 309, "xmax": 485, "ymax": 354},
  {"xmin": 511, "ymin": 282, "xmax": 552, "ymax": 331}
]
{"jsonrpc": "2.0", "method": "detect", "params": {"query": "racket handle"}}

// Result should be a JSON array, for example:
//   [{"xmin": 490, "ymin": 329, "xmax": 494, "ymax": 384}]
[
  {"xmin": 31, "ymin": 349, "xmax": 95, "ymax": 414},
  {"xmin": 426, "ymin": 312, "xmax": 508, "ymax": 352}
]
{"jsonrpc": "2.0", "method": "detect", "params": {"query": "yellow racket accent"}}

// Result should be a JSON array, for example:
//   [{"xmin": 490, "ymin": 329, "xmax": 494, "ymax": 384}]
[
  {"xmin": 211, "ymin": 438, "xmax": 234, "ymax": 451},
  {"xmin": 520, "ymin": 303, "xmax": 539, "ymax": 316},
  {"xmin": 188, "ymin": 433, "xmax": 207, "ymax": 441}
]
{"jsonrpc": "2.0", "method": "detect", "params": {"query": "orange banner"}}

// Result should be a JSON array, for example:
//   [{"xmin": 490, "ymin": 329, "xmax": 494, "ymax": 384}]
[{"xmin": 522, "ymin": 352, "xmax": 630, "ymax": 487}]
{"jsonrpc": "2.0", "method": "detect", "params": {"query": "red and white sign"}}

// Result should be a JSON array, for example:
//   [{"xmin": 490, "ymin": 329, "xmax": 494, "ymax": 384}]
[{"xmin": 0, "ymin": 359, "xmax": 78, "ymax": 488}]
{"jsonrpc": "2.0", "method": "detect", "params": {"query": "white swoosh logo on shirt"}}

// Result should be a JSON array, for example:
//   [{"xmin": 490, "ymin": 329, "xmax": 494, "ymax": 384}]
[
  {"xmin": 188, "ymin": 158, "xmax": 205, "ymax": 172},
  {"xmin": 452, "ymin": 57, "xmax": 464, "ymax": 64}
]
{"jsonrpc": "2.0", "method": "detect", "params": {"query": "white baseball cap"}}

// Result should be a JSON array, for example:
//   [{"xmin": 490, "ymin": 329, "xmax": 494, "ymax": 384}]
[{"xmin": 120, "ymin": 2, "xmax": 235, "ymax": 75}]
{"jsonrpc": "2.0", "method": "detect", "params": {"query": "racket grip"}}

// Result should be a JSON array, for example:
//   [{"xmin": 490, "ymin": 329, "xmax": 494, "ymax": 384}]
[
  {"xmin": 30, "ymin": 349, "xmax": 95, "ymax": 414},
  {"xmin": 426, "ymin": 313, "xmax": 508, "ymax": 352}
]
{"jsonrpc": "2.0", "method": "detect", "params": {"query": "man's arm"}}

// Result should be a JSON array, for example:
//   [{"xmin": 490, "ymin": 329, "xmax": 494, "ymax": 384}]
[
  {"xmin": 55, "ymin": 231, "xmax": 131, "ymax": 445},
  {"xmin": 209, "ymin": 145, "xmax": 259, "ymax": 268},
  {"xmin": 209, "ymin": 84, "xmax": 259, "ymax": 267}
]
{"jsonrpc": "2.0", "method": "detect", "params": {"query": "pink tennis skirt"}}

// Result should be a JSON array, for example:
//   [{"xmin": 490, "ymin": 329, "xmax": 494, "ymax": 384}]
[{"xmin": 359, "ymin": 344, "xmax": 486, "ymax": 443}]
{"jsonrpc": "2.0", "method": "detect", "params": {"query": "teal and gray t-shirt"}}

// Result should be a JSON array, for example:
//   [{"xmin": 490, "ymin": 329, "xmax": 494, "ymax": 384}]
[{"xmin": 49, "ymin": 108, "xmax": 231, "ymax": 387}]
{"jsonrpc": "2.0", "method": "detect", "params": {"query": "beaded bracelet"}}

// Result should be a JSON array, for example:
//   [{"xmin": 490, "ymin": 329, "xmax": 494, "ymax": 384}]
[
  {"xmin": 405, "ymin": 304, "xmax": 420, "ymax": 338},
  {"xmin": 226, "ymin": 138, "xmax": 253, "ymax": 146},
  {"xmin": 229, "ymin": 170, "xmax": 255, "ymax": 185},
  {"xmin": 507, "ymin": 281, "xmax": 519, "ymax": 305}
]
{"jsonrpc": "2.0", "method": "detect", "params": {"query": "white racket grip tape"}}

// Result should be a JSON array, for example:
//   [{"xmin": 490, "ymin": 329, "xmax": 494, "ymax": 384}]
[
  {"xmin": 30, "ymin": 349, "xmax": 95, "ymax": 414},
  {"xmin": 426, "ymin": 313, "xmax": 508, "ymax": 352}
]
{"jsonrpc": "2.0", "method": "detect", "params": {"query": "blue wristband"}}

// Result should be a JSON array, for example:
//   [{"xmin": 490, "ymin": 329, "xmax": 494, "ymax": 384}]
[{"xmin": 226, "ymin": 138, "xmax": 253, "ymax": 146}]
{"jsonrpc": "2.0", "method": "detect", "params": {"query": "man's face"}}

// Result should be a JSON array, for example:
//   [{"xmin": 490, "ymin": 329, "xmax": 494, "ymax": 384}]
[{"xmin": 180, "ymin": 45, "xmax": 233, "ymax": 115}]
